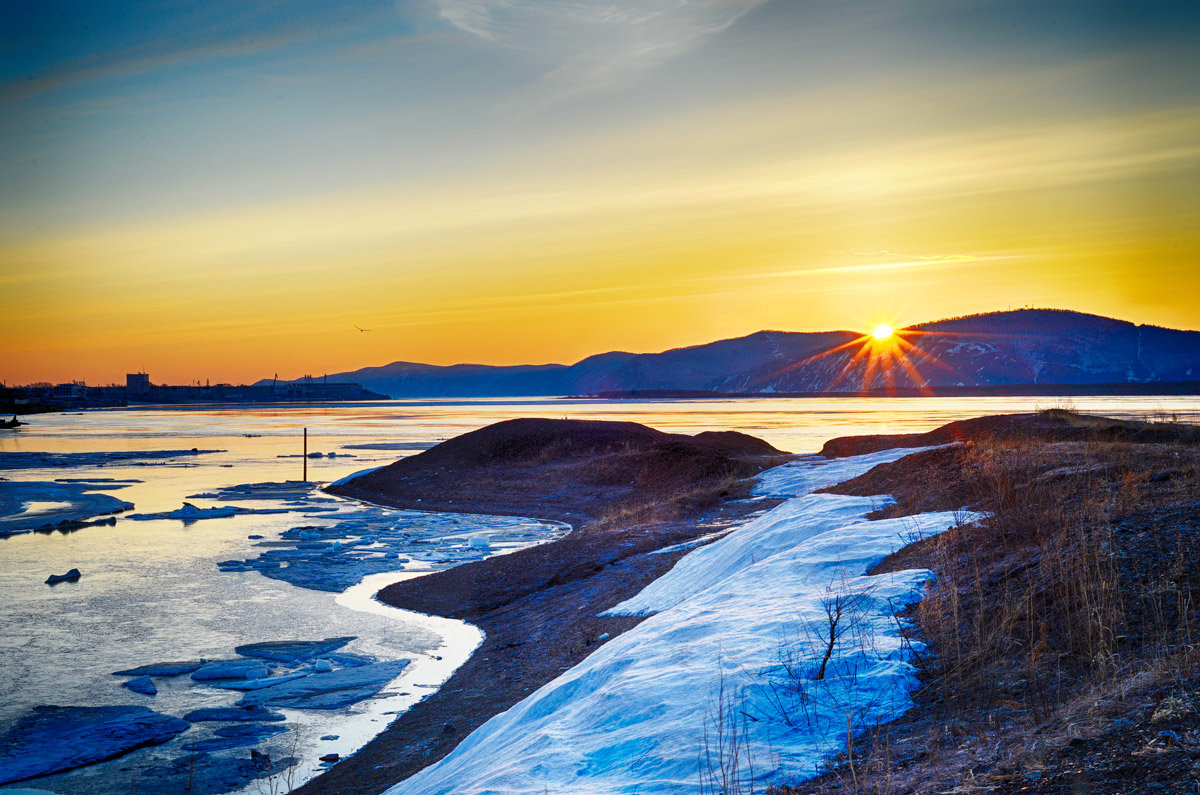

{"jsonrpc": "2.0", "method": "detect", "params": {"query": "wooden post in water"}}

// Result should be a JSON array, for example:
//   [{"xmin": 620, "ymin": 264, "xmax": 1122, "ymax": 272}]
[{"xmin": 303, "ymin": 427, "xmax": 308, "ymax": 482}]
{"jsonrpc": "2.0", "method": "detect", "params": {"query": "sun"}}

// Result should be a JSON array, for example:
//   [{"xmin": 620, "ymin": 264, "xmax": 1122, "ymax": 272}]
[{"xmin": 871, "ymin": 324, "xmax": 894, "ymax": 342}]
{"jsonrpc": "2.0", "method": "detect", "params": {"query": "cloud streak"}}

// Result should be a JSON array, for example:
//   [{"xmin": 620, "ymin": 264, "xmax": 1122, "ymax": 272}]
[
  {"xmin": 0, "ymin": 3, "xmax": 391, "ymax": 107},
  {"xmin": 437, "ymin": 0, "xmax": 766, "ymax": 110}
]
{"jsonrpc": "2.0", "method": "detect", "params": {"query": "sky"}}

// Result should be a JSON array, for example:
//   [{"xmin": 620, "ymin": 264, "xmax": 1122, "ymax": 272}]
[{"xmin": 2, "ymin": 0, "xmax": 1199, "ymax": 385}]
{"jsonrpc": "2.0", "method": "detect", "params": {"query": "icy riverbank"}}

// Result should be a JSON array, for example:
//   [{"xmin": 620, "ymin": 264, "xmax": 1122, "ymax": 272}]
[
  {"xmin": 390, "ymin": 448, "xmax": 984, "ymax": 794},
  {"xmin": 0, "ymin": 463, "xmax": 567, "ymax": 793}
]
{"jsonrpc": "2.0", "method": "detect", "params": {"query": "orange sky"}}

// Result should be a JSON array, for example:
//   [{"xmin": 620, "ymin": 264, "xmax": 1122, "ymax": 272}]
[{"xmin": 3, "ymin": 2, "xmax": 1199, "ymax": 385}]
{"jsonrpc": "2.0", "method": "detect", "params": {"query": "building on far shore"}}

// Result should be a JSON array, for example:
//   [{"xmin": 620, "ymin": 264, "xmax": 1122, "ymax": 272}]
[
  {"xmin": 1, "ymin": 373, "xmax": 385, "ymax": 414},
  {"xmin": 53, "ymin": 382, "xmax": 86, "ymax": 399},
  {"xmin": 126, "ymin": 372, "xmax": 151, "ymax": 399}
]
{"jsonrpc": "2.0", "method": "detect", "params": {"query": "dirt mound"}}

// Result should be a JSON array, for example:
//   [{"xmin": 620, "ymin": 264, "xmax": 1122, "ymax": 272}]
[
  {"xmin": 329, "ymin": 418, "xmax": 786, "ymax": 527},
  {"xmin": 819, "ymin": 410, "xmax": 1200, "ymax": 457}
]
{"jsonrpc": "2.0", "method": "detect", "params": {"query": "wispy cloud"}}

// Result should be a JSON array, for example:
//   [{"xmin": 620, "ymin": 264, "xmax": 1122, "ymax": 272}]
[
  {"xmin": 436, "ymin": 0, "xmax": 766, "ymax": 110},
  {"xmin": 0, "ymin": 3, "xmax": 391, "ymax": 107},
  {"xmin": 3, "ymin": 33, "xmax": 303, "ymax": 106}
]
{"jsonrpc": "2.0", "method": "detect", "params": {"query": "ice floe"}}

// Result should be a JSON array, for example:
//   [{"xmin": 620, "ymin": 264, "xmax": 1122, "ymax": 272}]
[
  {"xmin": 220, "ymin": 501, "xmax": 568, "ymax": 592},
  {"xmin": 341, "ymin": 442, "xmax": 437, "ymax": 451},
  {"xmin": 181, "ymin": 706, "xmax": 286, "ymax": 723},
  {"xmin": 235, "ymin": 636, "xmax": 356, "ymax": 663},
  {"xmin": 0, "ymin": 705, "xmax": 190, "ymax": 785},
  {"xmin": 113, "ymin": 661, "xmax": 204, "ymax": 677},
  {"xmin": 125, "ymin": 502, "xmax": 291, "ymax": 522},
  {"xmin": 186, "ymin": 480, "xmax": 327, "ymax": 502},
  {"xmin": 0, "ymin": 481, "xmax": 133, "ymax": 537},
  {"xmin": 211, "ymin": 672, "xmax": 312, "ymax": 691},
  {"xmin": 122, "ymin": 675, "xmax": 157, "ymax": 696},
  {"xmin": 238, "ymin": 660, "xmax": 411, "ymax": 710},
  {"xmin": 191, "ymin": 660, "xmax": 272, "ymax": 681},
  {"xmin": 392, "ymin": 448, "xmax": 985, "ymax": 794},
  {"xmin": 0, "ymin": 449, "xmax": 222, "ymax": 470},
  {"xmin": 276, "ymin": 451, "xmax": 356, "ymax": 459}
]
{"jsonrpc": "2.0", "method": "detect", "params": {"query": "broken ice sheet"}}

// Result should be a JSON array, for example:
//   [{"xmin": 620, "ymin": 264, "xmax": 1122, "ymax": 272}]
[{"xmin": 0, "ymin": 481, "xmax": 134, "ymax": 538}]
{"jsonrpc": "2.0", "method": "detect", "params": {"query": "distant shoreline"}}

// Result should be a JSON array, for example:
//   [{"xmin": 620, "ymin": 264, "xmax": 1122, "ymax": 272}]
[
  {"xmin": 583, "ymin": 380, "xmax": 1200, "ymax": 399},
  {"xmin": 5, "ymin": 382, "xmax": 1199, "ymax": 417}
]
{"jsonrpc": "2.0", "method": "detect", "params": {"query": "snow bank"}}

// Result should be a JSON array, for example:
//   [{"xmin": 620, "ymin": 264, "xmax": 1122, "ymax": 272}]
[
  {"xmin": 608, "ymin": 494, "xmax": 911, "ymax": 617},
  {"xmin": 752, "ymin": 446, "xmax": 946, "ymax": 498},
  {"xmin": 392, "ymin": 448, "xmax": 983, "ymax": 794},
  {"xmin": 329, "ymin": 465, "xmax": 386, "ymax": 487}
]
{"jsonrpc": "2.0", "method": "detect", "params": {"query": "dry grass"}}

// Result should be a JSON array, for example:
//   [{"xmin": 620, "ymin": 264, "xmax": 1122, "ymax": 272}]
[
  {"xmin": 778, "ymin": 412, "xmax": 1200, "ymax": 794},
  {"xmin": 589, "ymin": 473, "xmax": 756, "ymax": 532}
]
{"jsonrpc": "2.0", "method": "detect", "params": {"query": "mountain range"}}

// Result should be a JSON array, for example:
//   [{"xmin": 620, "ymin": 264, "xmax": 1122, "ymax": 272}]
[{"xmin": 266, "ymin": 309, "xmax": 1200, "ymax": 398}]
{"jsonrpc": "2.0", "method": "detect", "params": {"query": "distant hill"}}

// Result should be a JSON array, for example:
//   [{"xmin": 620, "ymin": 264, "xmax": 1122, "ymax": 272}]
[{"xmin": 265, "ymin": 309, "xmax": 1200, "ymax": 397}]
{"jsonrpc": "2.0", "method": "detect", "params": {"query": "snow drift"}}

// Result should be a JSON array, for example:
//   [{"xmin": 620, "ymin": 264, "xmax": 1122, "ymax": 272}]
[{"xmin": 389, "ymin": 449, "xmax": 984, "ymax": 793}]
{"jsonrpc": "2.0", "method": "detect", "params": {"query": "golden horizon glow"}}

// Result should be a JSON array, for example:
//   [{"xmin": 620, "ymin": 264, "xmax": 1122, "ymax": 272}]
[
  {"xmin": 3, "ymin": 4, "xmax": 1199, "ymax": 385},
  {"xmin": 871, "ymin": 324, "xmax": 895, "ymax": 342}
]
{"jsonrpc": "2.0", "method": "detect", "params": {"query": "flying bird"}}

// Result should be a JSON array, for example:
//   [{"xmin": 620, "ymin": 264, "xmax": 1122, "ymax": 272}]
[{"xmin": 354, "ymin": 325, "xmax": 372, "ymax": 333}]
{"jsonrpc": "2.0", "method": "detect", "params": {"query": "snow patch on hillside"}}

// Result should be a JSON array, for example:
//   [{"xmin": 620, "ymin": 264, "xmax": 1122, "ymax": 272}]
[{"xmin": 390, "ymin": 449, "xmax": 983, "ymax": 794}]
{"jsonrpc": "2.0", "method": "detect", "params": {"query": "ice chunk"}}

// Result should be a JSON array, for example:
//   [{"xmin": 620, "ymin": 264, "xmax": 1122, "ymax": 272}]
[
  {"xmin": 191, "ymin": 660, "xmax": 271, "ymax": 681},
  {"xmin": 210, "ymin": 672, "xmax": 311, "ymax": 691},
  {"xmin": 122, "ymin": 676, "xmax": 157, "ymax": 696},
  {"xmin": 325, "ymin": 652, "xmax": 376, "ymax": 668},
  {"xmin": 45, "ymin": 568, "xmax": 82, "ymax": 585},
  {"xmin": 127, "ymin": 503, "xmax": 290, "ymax": 522},
  {"xmin": 187, "ymin": 481, "xmax": 314, "ymax": 501},
  {"xmin": 113, "ymin": 661, "xmax": 204, "ymax": 677},
  {"xmin": 238, "ymin": 659, "xmax": 409, "ymax": 710},
  {"xmin": 182, "ymin": 706, "xmax": 285, "ymax": 723},
  {"xmin": 0, "ymin": 481, "xmax": 133, "ymax": 538},
  {"xmin": 0, "ymin": 706, "xmax": 189, "ymax": 784},
  {"xmin": 234, "ymin": 636, "xmax": 356, "ymax": 663}
]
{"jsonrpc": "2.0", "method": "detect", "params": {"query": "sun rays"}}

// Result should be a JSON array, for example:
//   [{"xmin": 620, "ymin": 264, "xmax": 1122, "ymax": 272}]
[{"xmin": 749, "ymin": 323, "xmax": 978, "ymax": 395}]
